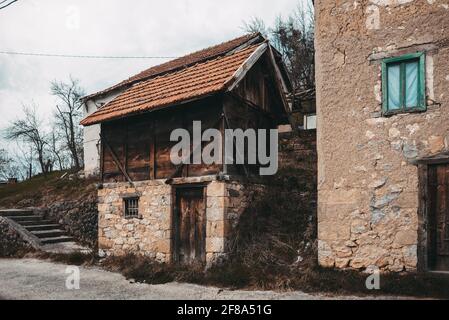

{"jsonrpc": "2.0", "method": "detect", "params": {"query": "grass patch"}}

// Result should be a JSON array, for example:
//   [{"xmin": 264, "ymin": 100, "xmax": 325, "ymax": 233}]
[{"xmin": 0, "ymin": 170, "xmax": 97, "ymax": 208}]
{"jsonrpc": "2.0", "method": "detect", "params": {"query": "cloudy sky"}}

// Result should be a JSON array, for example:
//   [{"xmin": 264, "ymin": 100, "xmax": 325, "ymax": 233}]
[{"xmin": 0, "ymin": 0, "xmax": 301, "ymax": 150}]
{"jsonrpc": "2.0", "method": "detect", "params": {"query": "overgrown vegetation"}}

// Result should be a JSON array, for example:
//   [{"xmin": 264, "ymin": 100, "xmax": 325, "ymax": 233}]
[
  {"xmin": 31, "ymin": 250, "xmax": 98, "ymax": 266},
  {"xmin": 242, "ymin": 0, "xmax": 315, "ymax": 92},
  {"xmin": 95, "ymin": 164, "xmax": 449, "ymax": 299}
]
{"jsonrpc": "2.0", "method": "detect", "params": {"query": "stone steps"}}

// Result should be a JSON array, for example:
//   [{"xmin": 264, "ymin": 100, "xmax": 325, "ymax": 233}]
[
  {"xmin": 0, "ymin": 209, "xmax": 34, "ymax": 217},
  {"xmin": 40, "ymin": 236, "xmax": 74, "ymax": 244},
  {"xmin": 8, "ymin": 215, "xmax": 43, "ymax": 222},
  {"xmin": 31, "ymin": 229, "xmax": 67, "ymax": 239},
  {"xmin": 25, "ymin": 224, "xmax": 60, "ymax": 231},
  {"xmin": 0, "ymin": 209, "xmax": 75, "ymax": 245},
  {"xmin": 19, "ymin": 220, "xmax": 56, "ymax": 226}
]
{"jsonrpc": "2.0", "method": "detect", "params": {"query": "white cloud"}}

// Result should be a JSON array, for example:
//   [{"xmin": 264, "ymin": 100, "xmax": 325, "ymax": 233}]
[{"xmin": 0, "ymin": 0, "xmax": 302, "ymax": 134}]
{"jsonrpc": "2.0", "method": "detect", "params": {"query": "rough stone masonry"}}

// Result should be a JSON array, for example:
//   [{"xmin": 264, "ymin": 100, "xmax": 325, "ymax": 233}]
[
  {"xmin": 316, "ymin": 0, "xmax": 449, "ymax": 272},
  {"xmin": 98, "ymin": 178, "xmax": 260, "ymax": 265}
]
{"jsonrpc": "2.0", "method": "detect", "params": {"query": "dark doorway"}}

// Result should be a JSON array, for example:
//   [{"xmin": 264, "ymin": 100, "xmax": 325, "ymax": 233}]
[
  {"xmin": 173, "ymin": 186, "xmax": 206, "ymax": 264},
  {"xmin": 428, "ymin": 164, "xmax": 449, "ymax": 271}
]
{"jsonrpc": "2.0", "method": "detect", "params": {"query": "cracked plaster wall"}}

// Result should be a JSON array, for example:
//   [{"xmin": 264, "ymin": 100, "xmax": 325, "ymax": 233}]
[{"xmin": 316, "ymin": 0, "xmax": 449, "ymax": 271}]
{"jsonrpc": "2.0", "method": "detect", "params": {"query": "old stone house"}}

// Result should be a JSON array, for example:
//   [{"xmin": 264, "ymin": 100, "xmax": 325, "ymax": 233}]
[
  {"xmin": 316, "ymin": 0, "xmax": 449, "ymax": 272},
  {"xmin": 81, "ymin": 34, "xmax": 292, "ymax": 264}
]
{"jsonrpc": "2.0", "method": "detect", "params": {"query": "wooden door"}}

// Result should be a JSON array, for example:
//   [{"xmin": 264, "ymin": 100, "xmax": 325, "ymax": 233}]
[
  {"xmin": 173, "ymin": 187, "xmax": 206, "ymax": 264},
  {"xmin": 428, "ymin": 164, "xmax": 449, "ymax": 271}
]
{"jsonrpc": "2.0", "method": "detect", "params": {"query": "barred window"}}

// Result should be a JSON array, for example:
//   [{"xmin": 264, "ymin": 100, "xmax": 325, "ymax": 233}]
[{"xmin": 124, "ymin": 197, "xmax": 139, "ymax": 218}]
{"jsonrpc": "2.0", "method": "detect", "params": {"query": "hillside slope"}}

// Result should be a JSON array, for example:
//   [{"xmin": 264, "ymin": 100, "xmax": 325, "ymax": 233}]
[
  {"xmin": 0, "ymin": 171, "xmax": 99, "ymax": 247},
  {"xmin": 0, "ymin": 171, "xmax": 97, "ymax": 209}
]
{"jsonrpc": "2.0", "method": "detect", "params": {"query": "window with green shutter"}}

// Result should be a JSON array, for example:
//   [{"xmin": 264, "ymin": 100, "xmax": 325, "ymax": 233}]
[{"xmin": 382, "ymin": 52, "xmax": 426, "ymax": 115}]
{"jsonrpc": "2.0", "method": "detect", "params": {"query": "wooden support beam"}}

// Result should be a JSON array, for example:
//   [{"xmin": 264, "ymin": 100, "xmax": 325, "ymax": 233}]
[
  {"xmin": 165, "ymin": 115, "xmax": 224, "ymax": 184},
  {"xmin": 101, "ymin": 133, "xmax": 134, "ymax": 186},
  {"xmin": 228, "ymin": 91, "xmax": 276, "ymax": 121},
  {"xmin": 226, "ymin": 42, "xmax": 268, "ymax": 92},
  {"xmin": 150, "ymin": 119, "xmax": 156, "ymax": 180},
  {"xmin": 267, "ymin": 45, "xmax": 295, "ymax": 126},
  {"xmin": 100, "ymin": 124, "xmax": 105, "ymax": 182},
  {"xmin": 222, "ymin": 109, "xmax": 250, "ymax": 178}
]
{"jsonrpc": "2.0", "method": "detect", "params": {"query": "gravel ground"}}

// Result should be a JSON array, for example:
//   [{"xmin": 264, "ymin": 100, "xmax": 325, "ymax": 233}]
[{"xmin": 0, "ymin": 258, "xmax": 415, "ymax": 300}]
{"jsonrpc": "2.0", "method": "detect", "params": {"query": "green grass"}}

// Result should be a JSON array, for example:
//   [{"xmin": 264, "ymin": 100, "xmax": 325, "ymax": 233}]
[{"xmin": 0, "ymin": 171, "xmax": 66, "ymax": 200}]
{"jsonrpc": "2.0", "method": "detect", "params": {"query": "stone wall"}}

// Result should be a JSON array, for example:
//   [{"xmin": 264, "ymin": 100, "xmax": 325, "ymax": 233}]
[
  {"xmin": 316, "ymin": 0, "xmax": 449, "ymax": 271},
  {"xmin": 279, "ymin": 130, "xmax": 317, "ymax": 172},
  {"xmin": 97, "ymin": 178, "xmax": 261, "ymax": 265},
  {"xmin": 44, "ymin": 193, "xmax": 98, "ymax": 248},
  {"xmin": 98, "ymin": 180, "xmax": 172, "ymax": 261},
  {"xmin": 0, "ymin": 217, "xmax": 34, "ymax": 257}
]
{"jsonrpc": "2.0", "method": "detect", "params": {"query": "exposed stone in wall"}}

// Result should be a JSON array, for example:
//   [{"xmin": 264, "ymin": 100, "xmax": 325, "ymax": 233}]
[
  {"xmin": 97, "ymin": 178, "xmax": 263, "ymax": 265},
  {"xmin": 98, "ymin": 180, "xmax": 172, "ymax": 262},
  {"xmin": 0, "ymin": 217, "xmax": 34, "ymax": 257},
  {"xmin": 279, "ymin": 130, "xmax": 317, "ymax": 172},
  {"xmin": 96, "ymin": 128, "xmax": 316, "ymax": 265},
  {"xmin": 316, "ymin": 0, "xmax": 449, "ymax": 271},
  {"xmin": 44, "ymin": 193, "xmax": 98, "ymax": 248}
]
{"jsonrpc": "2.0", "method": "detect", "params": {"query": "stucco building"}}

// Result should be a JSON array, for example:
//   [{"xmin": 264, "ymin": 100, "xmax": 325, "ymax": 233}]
[{"xmin": 316, "ymin": 0, "xmax": 449, "ymax": 272}]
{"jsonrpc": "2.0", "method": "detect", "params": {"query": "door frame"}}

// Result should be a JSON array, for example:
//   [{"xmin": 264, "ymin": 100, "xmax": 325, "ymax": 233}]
[
  {"xmin": 417, "ymin": 155, "xmax": 449, "ymax": 271},
  {"xmin": 171, "ymin": 183, "xmax": 208, "ymax": 264}
]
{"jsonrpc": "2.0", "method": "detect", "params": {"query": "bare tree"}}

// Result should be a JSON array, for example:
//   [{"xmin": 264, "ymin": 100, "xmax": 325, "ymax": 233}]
[
  {"xmin": 12, "ymin": 142, "xmax": 36, "ymax": 179},
  {"xmin": 49, "ymin": 130, "xmax": 65, "ymax": 171},
  {"xmin": 51, "ymin": 77, "xmax": 85, "ymax": 170},
  {"xmin": 3, "ymin": 105, "xmax": 49, "ymax": 174},
  {"xmin": 242, "ymin": 17, "xmax": 268, "ymax": 35},
  {"xmin": 0, "ymin": 149, "xmax": 21, "ymax": 180},
  {"xmin": 242, "ymin": 0, "xmax": 315, "ymax": 91},
  {"xmin": 0, "ymin": 149, "xmax": 11, "ymax": 179}
]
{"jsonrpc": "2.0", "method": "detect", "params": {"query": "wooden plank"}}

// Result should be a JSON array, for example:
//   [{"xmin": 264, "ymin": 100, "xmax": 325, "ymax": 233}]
[
  {"xmin": 428, "ymin": 165, "xmax": 438, "ymax": 270},
  {"xmin": 226, "ymin": 42, "xmax": 268, "ymax": 92},
  {"xmin": 417, "ymin": 164, "xmax": 428, "ymax": 271},
  {"xmin": 267, "ymin": 46, "xmax": 294, "ymax": 125},
  {"xmin": 101, "ymin": 132, "xmax": 134, "ymax": 185},
  {"xmin": 428, "ymin": 164, "xmax": 449, "ymax": 271},
  {"xmin": 174, "ymin": 187, "xmax": 206, "ymax": 264},
  {"xmin": 100, "ymin": 124, "xmax": 105, "ymax": 182},
  {"xmin": 150, "ymin": 118, "xmax": 155, "ymax": 180}
]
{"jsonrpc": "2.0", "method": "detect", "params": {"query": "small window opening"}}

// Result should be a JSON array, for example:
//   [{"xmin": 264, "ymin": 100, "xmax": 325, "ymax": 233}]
[{"xmin": 124, "ymin": 197, "xmax": 139, "ymax": 219}]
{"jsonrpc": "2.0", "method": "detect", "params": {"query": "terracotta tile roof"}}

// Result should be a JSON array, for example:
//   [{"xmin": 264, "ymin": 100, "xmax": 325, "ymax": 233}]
[
  {"xmin": 82, "ymin": 33, "xmax": 263, "ymax": 101},
  {"xmin": 81, "ymin": 42, "xmax": 265, "ymax": 126}
]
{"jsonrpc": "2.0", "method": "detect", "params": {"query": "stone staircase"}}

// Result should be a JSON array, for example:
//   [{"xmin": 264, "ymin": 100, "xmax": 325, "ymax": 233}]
[{"xmin": 0, "ymin": 209, "xmax": 81, "ymax": 251}]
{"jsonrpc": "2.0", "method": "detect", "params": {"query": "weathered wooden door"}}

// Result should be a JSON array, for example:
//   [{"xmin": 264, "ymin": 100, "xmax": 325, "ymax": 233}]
[
  {"xmin": 428, "ymin": 164, "xmax": 449, "ymax": 271},
  {"xmin": 173, "ymin": 187, "xmax": 206, "ymax": 264}
]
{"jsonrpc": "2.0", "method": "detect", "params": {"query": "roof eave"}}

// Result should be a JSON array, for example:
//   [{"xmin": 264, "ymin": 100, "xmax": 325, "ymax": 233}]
[{"xmin": 80, "ymin": 89, "xmax": 224, "ymax": 126}]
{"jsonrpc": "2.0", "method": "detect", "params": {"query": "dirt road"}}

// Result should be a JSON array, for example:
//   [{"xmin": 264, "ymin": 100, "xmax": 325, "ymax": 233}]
[{"xmin": 0, "ymin": 258, "xmax": 411, "ymax": 300}]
